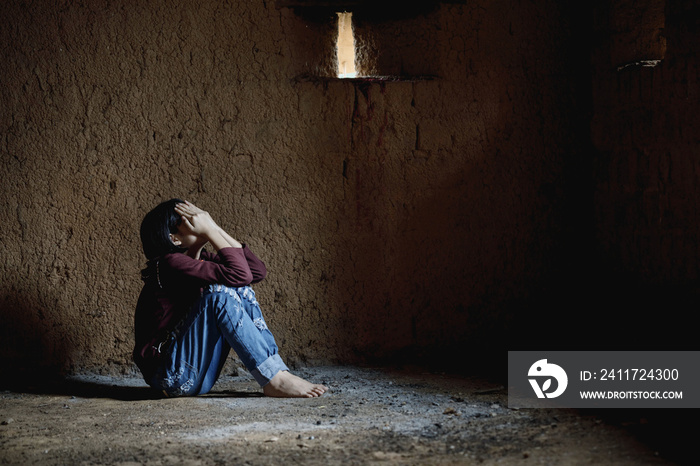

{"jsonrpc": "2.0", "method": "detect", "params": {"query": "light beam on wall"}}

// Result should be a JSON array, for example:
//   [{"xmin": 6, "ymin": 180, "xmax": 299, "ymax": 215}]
[{"xmin": 336, "ymin": 12, "xmax": 356, "ymax": 78}]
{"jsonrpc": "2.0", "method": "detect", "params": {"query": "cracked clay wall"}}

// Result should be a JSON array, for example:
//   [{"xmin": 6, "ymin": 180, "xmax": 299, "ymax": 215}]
[{"xmin": 1, "ymin": 0, "xmax": 587, "ymax": 376}]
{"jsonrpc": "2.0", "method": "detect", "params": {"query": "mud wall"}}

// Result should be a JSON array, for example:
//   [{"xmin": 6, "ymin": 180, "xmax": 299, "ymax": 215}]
[
  {"xmin": 591, "ymin": 0, "xmax": 700, "ymax": 342},
  {"xmin": 1, "ymin": 0, "xmax": 587, "ymax": 376}
]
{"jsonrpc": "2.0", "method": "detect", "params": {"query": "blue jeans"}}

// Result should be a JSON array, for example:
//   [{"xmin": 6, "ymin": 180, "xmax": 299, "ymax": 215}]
[{"xmin": 150, "ymin": 285, "xmax": 289, "ymax": 397}]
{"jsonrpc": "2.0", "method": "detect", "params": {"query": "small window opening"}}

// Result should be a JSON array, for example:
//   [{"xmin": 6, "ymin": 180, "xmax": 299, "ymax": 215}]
[{"xmin": 336, "ymin": 12, "xmax": 356, "ymax": 78}]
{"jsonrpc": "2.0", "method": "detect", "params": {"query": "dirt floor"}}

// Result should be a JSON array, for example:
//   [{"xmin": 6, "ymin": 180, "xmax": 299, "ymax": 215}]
[{"xmin": 0, "ymin": 366, "xmax": 693, "ymax": 465}]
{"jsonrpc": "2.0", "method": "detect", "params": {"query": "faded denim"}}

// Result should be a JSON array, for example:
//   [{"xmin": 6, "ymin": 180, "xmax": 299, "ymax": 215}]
[{"xmin": 150, "ymin": 284, "xmax": 288, "ymax": 396}]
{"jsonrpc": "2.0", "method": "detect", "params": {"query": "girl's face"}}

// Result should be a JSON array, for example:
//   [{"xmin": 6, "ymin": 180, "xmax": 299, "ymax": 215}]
[{"xmin": 169, "ymin": 222, "xmax": 206, "ymax": 251}]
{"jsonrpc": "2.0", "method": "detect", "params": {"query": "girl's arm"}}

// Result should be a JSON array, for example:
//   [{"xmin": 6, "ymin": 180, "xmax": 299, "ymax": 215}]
[
  {"xmin": 164, "ymin": 248, "xmax": 254, "ymax": 286},
  {"xmin": 243, "ymin": 247, "xmax": 267, "ymax": 283},
  {"xmin": 213, "ymin": 225, "xmax": 267, "ymax": 283},
  {"xmin": 217, "ymin": 226, "xmax": 243, "ymax": 249},
  {"xmin": 168, "ymin": 201, "xmax": 269, "ymax": 286},
  {"xmin": 201, "ymin": 245, "xmax": 267, "ymax": 284}
]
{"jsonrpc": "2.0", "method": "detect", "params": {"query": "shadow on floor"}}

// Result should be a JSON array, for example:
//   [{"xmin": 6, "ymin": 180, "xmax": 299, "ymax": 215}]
[
  {"xmin": 1, "ymin": 376, "xmax": 160, "ymax": 401},
  {"xmin": 0, "ymin": 375, "xmax": 266, "ymax": 401}
]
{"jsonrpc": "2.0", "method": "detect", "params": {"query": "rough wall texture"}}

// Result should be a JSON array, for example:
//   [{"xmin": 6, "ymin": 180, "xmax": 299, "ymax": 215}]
[
  {"xmin": 1, "ymin": 0, "xmax": 586, "ymax": 375},
  {"xmin": 591, "ymin": 0, "xmax": 700, "ymax": 340}
]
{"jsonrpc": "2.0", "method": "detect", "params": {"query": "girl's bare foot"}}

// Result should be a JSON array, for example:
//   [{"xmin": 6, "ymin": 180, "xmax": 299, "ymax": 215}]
[{"xmin": 263, "ymin": 371, "xmax": 328, "ymax": 398}]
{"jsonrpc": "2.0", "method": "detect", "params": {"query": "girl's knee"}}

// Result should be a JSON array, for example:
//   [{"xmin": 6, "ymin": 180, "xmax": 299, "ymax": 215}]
[{"xmin": 204, "ymin": 285, "xmax": 242, "ymax": 303}]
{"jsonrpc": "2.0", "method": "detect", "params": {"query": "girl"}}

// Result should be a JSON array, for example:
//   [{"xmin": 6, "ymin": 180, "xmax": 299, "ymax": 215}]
[{"xmin": 133, "ymin": 199, "xmax": 327, "ymax": 398}]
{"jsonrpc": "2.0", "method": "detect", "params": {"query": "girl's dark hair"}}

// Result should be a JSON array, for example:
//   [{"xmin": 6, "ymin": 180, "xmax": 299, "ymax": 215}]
[{"xmin": 140, "ymin": 198, "xmax": 186, "ymax": 260}]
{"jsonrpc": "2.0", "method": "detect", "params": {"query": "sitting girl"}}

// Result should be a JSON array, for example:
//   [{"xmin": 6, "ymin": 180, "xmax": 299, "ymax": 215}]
[{"xmin": 133, "ymin": 199, "xmax": 327, "ymax": 398}]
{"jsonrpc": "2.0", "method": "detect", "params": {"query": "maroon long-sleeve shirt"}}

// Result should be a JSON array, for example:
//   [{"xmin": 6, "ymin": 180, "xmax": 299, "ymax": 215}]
[{"xmin": 133, "ymin": 246, "xmax": 266, "ymax": 381}]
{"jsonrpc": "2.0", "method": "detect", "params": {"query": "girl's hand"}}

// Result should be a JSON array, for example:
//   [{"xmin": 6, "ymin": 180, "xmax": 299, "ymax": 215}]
[{"xmin": 174, "ymin": 201, "xmax": 219, "ymax": 238}]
